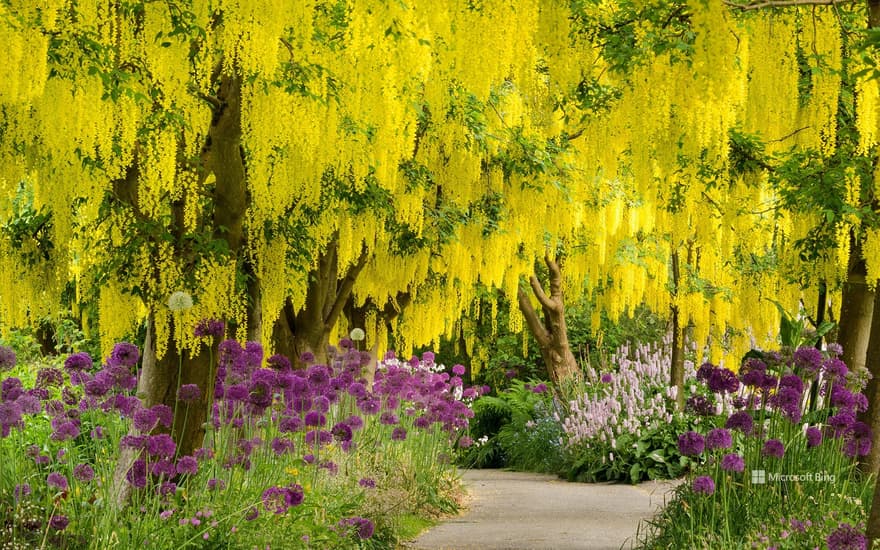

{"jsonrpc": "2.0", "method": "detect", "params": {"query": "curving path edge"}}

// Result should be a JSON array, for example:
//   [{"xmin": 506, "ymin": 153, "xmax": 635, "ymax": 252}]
[{"xmin": 408, "ymin": 469, "xmax": 679, "ymax": 550}]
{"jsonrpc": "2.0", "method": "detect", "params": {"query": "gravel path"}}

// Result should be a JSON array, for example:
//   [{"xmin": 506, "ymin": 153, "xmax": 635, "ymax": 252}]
[{"xmin": 408, "ymin": 469, "xmax": 678, "ymax": 550}]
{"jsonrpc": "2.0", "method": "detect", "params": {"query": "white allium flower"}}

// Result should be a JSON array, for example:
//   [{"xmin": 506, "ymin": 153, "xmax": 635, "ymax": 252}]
[
  {"xmin": 349, "ymin": 328, "xmax": 365, "ymax": 341},
  {"xmin": 167, "ymin": 291, "xmax": 193, "ymax": 312}
]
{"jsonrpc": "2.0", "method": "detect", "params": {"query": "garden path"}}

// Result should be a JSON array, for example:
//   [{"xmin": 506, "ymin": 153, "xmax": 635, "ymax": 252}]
[{"xmin": 408, "ymin": 469, "xmax": 678, "ymax": 550}]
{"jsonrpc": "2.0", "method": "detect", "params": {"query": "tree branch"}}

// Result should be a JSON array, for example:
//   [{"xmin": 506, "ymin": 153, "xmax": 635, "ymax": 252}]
[
  {"xmin": 517, "ymin": 285, "xmax": 550, "ymax": 346},
  {"xmin": 324, "ymin": 245, "xmax": 370, "ymax": 331},
  {"xmin": 529, "ymin": 275, "xmax": 554, "ymax": 310},
  {"xmin": 545, "ymin": 255, "xmax": 564, "ymax": 301},
  {"xmin": 723, "ymin": 0, "xmax": 853, "ymax": 11}
]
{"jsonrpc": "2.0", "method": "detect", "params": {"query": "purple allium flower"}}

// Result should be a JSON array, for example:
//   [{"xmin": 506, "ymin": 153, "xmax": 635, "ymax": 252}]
[
  {"xmin": 177, "ymin": 384, "xmax": 202, "ymax": 403},
  {"xmin": 379, "ymin": 412, "xmax": 399, "ymax": 425},
  {"xmin": 762, "ymin": 439, "xmax": 785, "ymax": 458},
  {"xmin": 828, "ymin": 410, "xmax": 856, "ymax": 438},
  {"xmin": 267, "ymin": 354, "xmax": 291, "ymax": 371},
  {"xmin": 677, "ymin": 431, "xmax": 705, "ymax": 456},
  {"xmin": 133, "ymin": 408, "xmax": 158, "ymax": 433},
  {"xmin": 64, "ymin": 352, "xmax": 93, "ymax": 372},
  {"xmin": 356, "ymin": 518, "xmax": 375, "ymax": 539},
  {"xmin": 708, "ymin": 368, "xmax": 740, "ymax": 394},
  {"xmin": 47, "ymin": 472, "xmax": 68, "ymax": 491},
  {"xmin": 826, "ymin": 522, "xmax": 867, "ymax": 550},
  {"xmin": 279, "ymin": 416, "xmax": 303, "ymax": 433},
  {"xmin": 0, "ymin": 345, "xmax": 16, "ymax": 371},
  {"xmin": 459, "ymin": 436, "xmax": 474, "ymax": 448},
  {"xmin": 692, "ymin": 476, "xmax": 715, "ymax": 495},
  {"xmin": 247, "ymin": 379, "xmax": 273, "ymax": 408},
  {"xmin": 725, "ymin": 411, "xmax": 754, "ymax": 433},
  {"xmin": 347, "ymin": 382, "xmax": 367, "ymax": 399},
  {"xmin": 696, "ymin": 363, "xmax": 715, "ymax": 382},
  {"xmin": 307, "ymin": 365, "xmax": 330, "ymax": 388},
  {"xmin": 853, "ymin": 392, "xmax": 869, "ymax": 413},
  {"xmin": 151, "ymin": 404, "xmax": 173, "ymax": 428},
  {"xmin": 772, "ymin": 386, "xmax": 803, "ymax": 423},
  {"xmin": 194, "ymin": 319, "xmax": 225, "ymax": 338},
  {"xmin": 452, "ymin": 364, "xmax": 466, "ymax": 376},
  {"xmin": 793, "ymin": 347, "xmax": 823, "ymax": 375},
  {"xmin": 843, "ymin": 421, "xmax": 872, "ymax": 458},
  {"xmin": 721, "ymin": 453, "xmax": 745, "ymax": 472},
  {"xmin": 532, "ymin": 383, "xmax": 548, "ymax": 394},
  {"xmin": 0, "ymin": 401, "xmax": 23, "ymax": 426},
  {"xmin": 51, "ymin": 420, "xmax": 80, "ymax": 441},
  {"xmin": 304, "ymin": 411, "xmax": 325, "ymax": 427},
  {"xmin": 49, "ymin": 515, "xmax": 69, "ymax": 530},
  {"xmin": 805, "ymin": 426, "xmax": 823, "ymax": 448},
  {"xmin": 823, "ymin": 358, "xmax": 849, "ymax": 382},
  {"xmin": 159, "ymin": 481, "xmax": 177, "ymax": 497},
  {"xmin": 271, "ymin": 437, "xmax": 294, "ymax": 455},
  {"xmin": 73, "ymin": 463, "xmax": 95, "ymax": 483},
  {"xmin": 126, "ymin": 459, "xmax": 148, "ymax": 488},
  {"xmin": 358, "ymin": 398, "xmax": 381, "ymax": 415},
  {"xmin": 827, "ymin": 342, "xmax": 844, "ymax": 356},
  {"xmin": 245, "ymin": 507, "xmax": 259, "ymax": 521},
  {"xmin": 84, "ymin": 376, "xmax": 110, "ymax": 398},
  {"xmin": 120, "ymin": 434, "xmax": 147, "ymax": 450},
  {"xmin": 391, "ymin": 427, "xmax": 407, "ymax": 441},
  {"xmin": 262, "ymin": 486, "xmax": 291, "ymax": 514},
  {"xmin": 359, "ymin": 478, "xmax": 376, "ymax": 489},
  {"xmin": 13, "ymin": 483, "xmax": 31, "ymax": 501},
  {"xmin": 599, "ymin": 373, "xmax": 613, "ymax": 384},
  {"xmin": 346, "ymin": 415, "xmax": 364, "ymax": 430},
  {"xmin": 2, "ymin": 377, "xmax": 23, "ymax": 402},
  {"xmin": 146, "ymin": 434, "xmax": 177, "ymax": 458},
  {"xmin": 151, "ymin": 458, "xmax": 177, "ymax": 477},
  {"xmin": 331, "ymin": 422, "xmax": 353, "ymax": 443},
  {"xmin": 706, "ymin": 428, "xmax": 733, "ymax": 450},
  {"xmin": 36, "ymin": 367, "xmax": 64, "ymax": 388},
  {"xmin": 110, "ymin": 342, "xmax": 140, "ymax": 367},
  {"xmin": 286, "ymin": 483, "xmax": 304, "ymax": 507},
  {"xmin": 779, "ymin": 374, "xmax": 805, "ymax": 394},
  {"xmin": 505, "ymin": 369, "xmax": 518, "ymax": 379},
  {"xmin": 176, "ymin": 455, "xmax": 199, "ymax": 475}
]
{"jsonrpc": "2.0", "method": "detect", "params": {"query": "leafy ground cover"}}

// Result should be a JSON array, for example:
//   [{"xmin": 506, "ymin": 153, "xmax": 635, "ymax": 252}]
[{"xmin": 0, "ymin": 333, "xmax": 477, "ymax": 548}]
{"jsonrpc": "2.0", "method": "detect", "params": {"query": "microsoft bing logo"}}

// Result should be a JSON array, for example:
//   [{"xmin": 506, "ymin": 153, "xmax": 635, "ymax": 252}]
[{"xmin": 751, "ymin": 470, "xmax": 766, "ymax": 484}]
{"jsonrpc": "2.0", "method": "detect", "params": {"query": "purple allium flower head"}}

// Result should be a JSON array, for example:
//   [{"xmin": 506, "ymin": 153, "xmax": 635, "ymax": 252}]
[
  {"xmin": 207, "ymin": 478, "xmax": 226, "ymax": 491},
  {"xmin": 380, "ymin": 412, "xmax": 399, "ymax": 425},
  {"xmin": 826, "ymin": 522, "xmax": 867, "ymax": 550},
  {"xmin": 677, "ymin": 431, "xmax": 705, "ymax": 456},
  {"xmin": 772, "ymin": 386, "xmax": 803, "ymax": 422},
  {"xmin": 110, "ymin": 342, "xmax": 140, "ymax": 367},
  {"xmin": 47, "ymin": 472, "xmax": 68, "ymax": 491},
  {"xmin": 307, "ymin": 365, "xmax": 330, "ymax": 388},
  {"xmin": 49, "ymin": 515, "xmax": 69, "ymax": 530},
  {"xmin": 692, "ymin": 476, "xmax": 715, "ymax": 495},
  {"xmin": 827, "ymin": 342, "xmax": 844, "ymax": 356},
  {"xmin": 64, "ymin": 352, "xmax": 93, "ymax": 372},
  {"xmin": 120, "ymin": 434, "xmax": 147, "ymax": 450},
  {"xmin": 459, "ymin": 436, "xmax": 474, "ymax": 448},
  {"xmin": 358, "ymin": 398, "xmax": 381, "ymax": 415},
  {"xmin": 177, "ymin": 384, "xmax": 202, "ymax": 403},
  {"xmin": 304, "ymin": 411, "xmax": 326, "ymax": 427},
  {"xmin": 146, "ymin": 434, "xmax": 177, "ymax": 458},
  {"xmin": 51, "ymin": 420, "xmax": 80, "ymax": 441},
  {"xmin": 299, "ymin": 351, "xmax": 315, "ymax": 364},
  {"xmin": 725, "ymin": 411, "xmax": 754, "ymax": 433},
  {"xmin": 359, "ymin": 477, "xmax": 376, "ymax": 489},
  {"xmin": 36, "ymin": 367, "xmax": 64, "ymax": 388},
  {"xmin": 262, "ymin": 486, "xmax": 291, "ymax": 514},
  {"xmin": 823, "ymin": 358, "xmax": 849, "ymax": 382},
  {"xmin": 831, "ymin": 385, "xmax": 855, "ymax": 409},
  {"xmin": 853, "ymin": 392, "xmax": 869, "ymax": 412},
  {"xmin": 267, "ymin": 354, "xmax": 291, "ymax": 371},
  {"xmin": 133, "ymin": 408, "xmax": 158, "ymax": 433},
  {"xmin": 313, "ymin": 395, "xmax": 330, "ymax": 413},
  {"xmin": 532, "ymin": 383, "xmax": 548, "ymax": 394},
  {"xmin": 244, "ymin": 341, "xmax": 264, "ymax": 366},
  {"xmin": 348, "ymin": 382, "xmax": 367, "ymax": 399},
  {"xmin": 2, "ymin": 377, "xmax": 23, "ymax": 402},
  {"xmin": 686, "ymin": 395, "xmax": 715, "ymax": 416},
  {"xmin": 347, "ymin": 415, "xmax": 364, "ymax": 430},
  {"xmin": 16, "ymin": 394, "xmax": 41, "ymax": 415},
  {"xmin": 708, "ymin": 368, "xmax": 740, "ymax": 394},
  {"xmin": 706, "ymin": 428, "xmax": 733, "ymax": 450},
  {"xmin": 194, "ymin": 319, "xmax": 225, "ymax": 338},
  {"xmin": 391, "ymin": 427, "xmax": 407, "ymax": 441},
  {"xmin": 245, "ymin": 507, "xmax": 259, "ymax": 521},
  {"xmin": 829, "ymin": 410, "xmax": 857, "ymax": 438},
  {"xmin": 0, "ymin": 345, "xmax": 16, "ymax": 371},
  {"xmin": 176, "ymin": 455, "xmax": 199, "ymax": 475},
  {"xmin": 126, "ymin": 459, "xmax": 148, "ymax": 488},
  {"xmin": 73, "ymin": 463, "xmax": 95, "ymax": 483},
  {"xmin": 793, "ymin": 347, "xmax": 823, "ymax": 375},
  {"xmin": 279, "ymin": 415, "xmax": 303, "ymax": 433},
  {"xmin": 84, "ymin": 376, "xmax": 110, "ymax": 398},
  {"xmin": 331, "ymin": 422, "xmax": 353, "ymax": 442},
  {"xmin": 13, "ymin": 483, "xmax": 31, "ymax": 501},
  {"xmin": 151, "ymin": 458, "xmax": 177, "ymax": 477},
  {"xmin": 247, "ymin": 379, "xmax": 273, "ymax": 409},
  {"xmin": 721, "ymin": 453, "xmax": 745, "ymax": 472},
  {"xmin": 696, "ymin": 363, "xmax": 715, "ymax": 382},
  {"xmin": 806, "ymin": 426, "xmax": 823, "ymax": 447},
  {"xmin": 271, "ymin": 437, "xmax": 294, "ymax": 455},
  {"xmin": 843, "ymin": 421, "xmax": 872, "ymax": 458},
  {"xmin": 762, "ymin": 438, "xmax": 785, "ymax": 458},
  {"xmin": 599, "ymin": 373, "xmax": 613, "ymax": 384},
  {"xmin": 0, "ymin": 401, "xmax": 22, "ymax": 428},
  {"xmin": 152, "ymin": 404, "xmax": 173, "ymax": 428},
  {"xmin": 505, "ymin": 368, "xmax": 518, "ymax": 379},
  {"xmin": 452, "ymin": 364, "xmax": 466, "ymax": 376}
]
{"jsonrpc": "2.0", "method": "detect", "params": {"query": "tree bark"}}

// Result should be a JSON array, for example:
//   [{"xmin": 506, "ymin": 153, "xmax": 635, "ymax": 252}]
[
  {"xmin": 839, "ymin": 248, "xmax": 873, "ymax": 373},
  {"xmin": 670, "ymin": 249, "xmax": 686, "ymax": 410},
  {"xmin": 516, "ymin": 255, "xmax": 580, "ymax": 385},
  {"xmin": 863, "ymin": 288, "xmax": 880, "ymax": 543}
]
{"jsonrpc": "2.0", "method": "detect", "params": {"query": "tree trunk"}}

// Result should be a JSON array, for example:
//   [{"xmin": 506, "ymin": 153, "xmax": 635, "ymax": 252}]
[
  {"xmin": 863, "ymin": 288, "xmax": 880, "ymax": 544},
  {"xmin": 670, "ymin": 249, "xmax": 685, "ymax": 410},
  {"xmin": 516, "ymin": 255, "xmax": 580, "ymax": 386},
  {"xmin": 271, "ymin": 236, "xmax": 369, "ymax": 366},
  {"xmin": 839, "ymin": 251, "xmax": 873, "ymax": 374}
]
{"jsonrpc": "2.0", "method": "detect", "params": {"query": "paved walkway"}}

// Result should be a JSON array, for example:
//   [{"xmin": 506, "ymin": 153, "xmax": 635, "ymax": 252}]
[{"xmin": 409, "ymin": 469, "xmax": 678, "ymax": 550}]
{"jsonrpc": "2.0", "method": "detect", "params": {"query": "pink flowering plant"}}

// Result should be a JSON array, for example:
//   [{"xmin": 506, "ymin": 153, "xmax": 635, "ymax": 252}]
[
  {"xmin": 0, "ymin": 331, "xmax": 480, "ymax": 549},
  {"xmin": 641, "ymin": 344, "xmax": 873, "ymax": 548}
]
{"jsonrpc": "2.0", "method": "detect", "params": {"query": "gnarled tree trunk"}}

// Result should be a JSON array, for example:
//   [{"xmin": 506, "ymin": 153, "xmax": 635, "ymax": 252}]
[
  {"xmin": 670, "ymin": 249, "xmax": 686, "ymax": 411},
  {"xmin": 272, "ymin": 235, "xmax": 369, "ymax": 366},
  {"xmin": 517, "ymin": 255, "xmax": 580, "ymax": 385}
]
